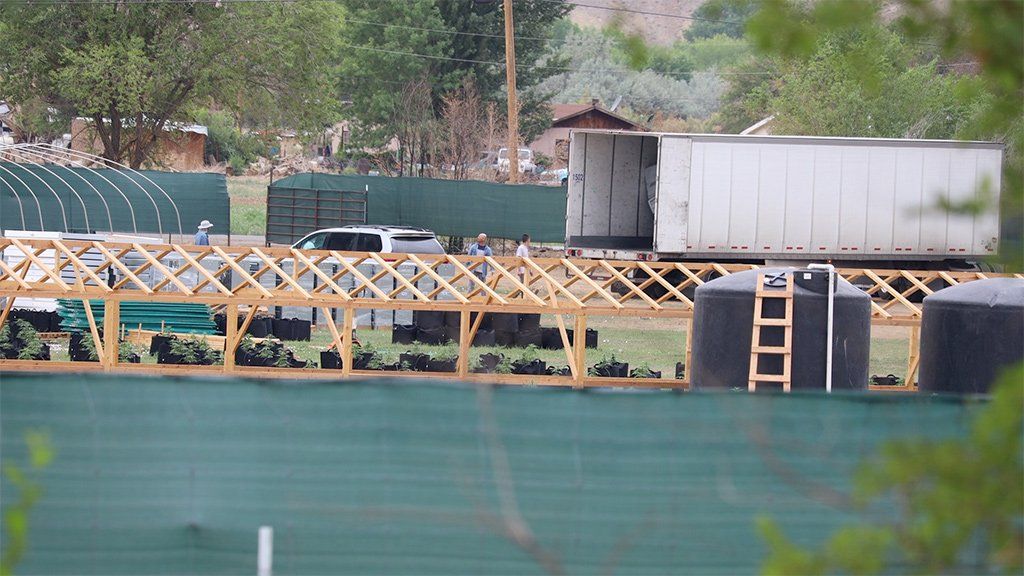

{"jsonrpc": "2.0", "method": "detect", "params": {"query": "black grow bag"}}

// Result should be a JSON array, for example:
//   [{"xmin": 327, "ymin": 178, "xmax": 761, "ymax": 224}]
[
  {"xmin": 425, "ymin": 357, "xmax": 457, "ymax": 373},
  {"xmin": 514, "ymin": 328, "xmax": 543, "ymax": 348},
  {"xmin": 541, "ymin": 327, "xmax": 564, "ymax": 350},
  {"xmin": 321, "ymin": 350, "xmax": 342, "ymax": 370},
  {"xmin": 399, "ymin": 352, "xmax": 430, "ymax": 371},
  {"xmin": 392, "ymin": 324, "xmax": 417, "ymax": 345},
  {"xmin": 272, "ymin": 318, "xmax": 295, "ymax": 340},
  {"xmin": 511, "ymin": 359, "xmax": 546, "ymax": 375},
  {"xmin": 415, "ymin": 326, "xmax": 449, "ymax": 345}
]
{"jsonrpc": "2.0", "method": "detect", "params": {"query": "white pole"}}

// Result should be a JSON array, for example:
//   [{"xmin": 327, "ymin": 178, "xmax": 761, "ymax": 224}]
[
  {"xmin": 257, "ymin": 526, "xmax": 273, "ymax": 576},
  {"xmin": 808, "ymin": 264, "xmax": 836, "ymax": 393}
]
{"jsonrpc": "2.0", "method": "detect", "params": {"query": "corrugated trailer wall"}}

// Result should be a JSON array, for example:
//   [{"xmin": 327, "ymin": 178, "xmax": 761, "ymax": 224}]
[
  {"xmin": 569, "ymin": 131, "xmax": 1004, "ymax": 261},
  {"xmin": 682, "ymin": 135, "xmax": 1002, "ymax": 259}
]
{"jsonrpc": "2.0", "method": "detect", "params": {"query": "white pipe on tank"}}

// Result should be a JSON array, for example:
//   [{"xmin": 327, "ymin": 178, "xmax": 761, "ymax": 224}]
[{"xmin": 808, "ymin": 263, "xmax": 836, "ymax": 393}]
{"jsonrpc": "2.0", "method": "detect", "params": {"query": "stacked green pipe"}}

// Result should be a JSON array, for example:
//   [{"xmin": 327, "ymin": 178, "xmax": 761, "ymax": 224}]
[{"xmin": 57, "ymin": 300, "xmax": 216, "ymax": 334}]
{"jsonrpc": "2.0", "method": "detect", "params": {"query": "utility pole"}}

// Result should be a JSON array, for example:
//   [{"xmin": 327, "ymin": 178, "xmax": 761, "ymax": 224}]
[{"xmin": 503, "ymin": 0, "xmax": 520, "ymax": 183}]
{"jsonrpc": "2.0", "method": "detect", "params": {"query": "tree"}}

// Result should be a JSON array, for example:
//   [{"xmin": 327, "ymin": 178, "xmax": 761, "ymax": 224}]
[
  {"xmin": 535, "ymin": 26, "xmax": 725, "ymax": 121},
  {"xmin": 439, "ymin": 78, "xmax": 484, "ymax": 181},
  {"xmin": 684, "ymin": 0, "xmax": 761, "ymax": 42},
  {"xmin": 751, "ymin": 27, "xmax": 972, "ymax": 139},
  {"xmin": 0, "ymin": 1, "xmax": 344, "ymax": 168},
  {"xmin": 337, "ymin": 0, "xmax": 570, "ymax": 154}
]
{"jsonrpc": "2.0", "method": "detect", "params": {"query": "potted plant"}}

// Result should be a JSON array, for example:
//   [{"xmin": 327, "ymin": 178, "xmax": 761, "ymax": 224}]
[
  {"xmin": 320, "ymin": 347, "xmax": 342, "ymax": 370},
  {"xmin": 589, "ymin": 354, "xmax": 628, "ymax": 377},
  {"xmin": 352, "ymin": 342, "xmax": 381, "ymax": 370},
  {"xmin": 160, "ymin": 336, "xmax": 221, "ymax": 365},
  {"xmin": 545, "ymin": 365, "xmax": 571, "ymax": 376},
  {"xmin": 675, "ymin": 362, "xmax": 685, "ymax": 380},
  {"xmin": 119, "ymin": 342, "xmax": 142, "ymax": 364},
  {"xmin": 511, "ymin": 345, "xmax": 546, "ymax": 375},
  {"xmin": 150, "ymin": 327, "xmax": 174, "ymax": 357},
  {"xmin": 0, "ymin": 320, "xmax": 50, "ymax": 361},
  {"xmin": 425, "ymin": 347, "xmax": 458, "ymax": 373},
  {"xmin": 399, "ymin": 345, "xmax": 430, "ymax": 372},
  {"xmin": 473, "ymin": 352, "xmax": 505, "ymax": 373},
  {"xmin": 76, "ymin": 332, "xmax": 101, "ymax": 363},
  {"xmin": 629, "ymin": 362, "xmax": 661, "ymax": 379}
]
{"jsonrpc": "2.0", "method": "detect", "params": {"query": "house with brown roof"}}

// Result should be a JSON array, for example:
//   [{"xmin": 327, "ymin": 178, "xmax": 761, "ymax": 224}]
[{"xmin": 529, "ymin": 99, "xmax": 642, "ymax": 167}]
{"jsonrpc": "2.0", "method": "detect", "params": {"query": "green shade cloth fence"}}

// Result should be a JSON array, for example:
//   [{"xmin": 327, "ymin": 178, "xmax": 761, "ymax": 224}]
[
  {"xmin": 267, "ymin": 173, "xmax": 567, "ymax": 245},
  {"xmin": 56, "ymin": 300, "xmax": 216, "ymax": 334},
  {"xmin": 0, "ymin": 164, "xmax": 229, "ymax": 236},
  {"xmin": 0, "ymin": 374, "xmax": 983, "ymax": 575}
]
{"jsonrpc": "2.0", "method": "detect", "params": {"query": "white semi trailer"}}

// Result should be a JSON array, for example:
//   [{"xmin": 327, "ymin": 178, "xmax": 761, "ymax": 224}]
[{"xmin": 565, "ymin": 130, "xmax": 1004, "ymax": 268}]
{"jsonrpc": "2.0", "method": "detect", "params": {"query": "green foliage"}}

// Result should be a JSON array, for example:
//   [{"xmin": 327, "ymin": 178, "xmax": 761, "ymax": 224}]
[
  {"xmin": 759, "ymin": 366, "xmax": 1024, "ymax": 574},
  {"xmin": 193, "ymin": 109, "xmax": 266, "ymax": 172},
  {"xmin": 338, "ymin": 0, "xmax": 570, "ymax": 150},
  {"xmin": 536, "ymin": 25, "xmax": 725, "ymax": 119},
  {"xmin": 771, "ymin": 29, "xmax": 972, "ymax": 139},
  {"xmin": 518, "ymin": 344, "xmax": 540, "ymax": 364},
  {"xmin": 678, "ymin": 34, "xmax": 752, "ymax": 71},
  {"xmin": 0, "ymin": 1, "xmax": 344, "ymax": 167},
  {"xmin": 685, "ymin": 0, "xmax": 761, "ymax": 41},
  {"xmin": 1, "ymin": 431, "xmax": 54, "ymax": 576},
  {"xmin": 0, "ymin": 320, "xmax": 43, "ymax": 360}
]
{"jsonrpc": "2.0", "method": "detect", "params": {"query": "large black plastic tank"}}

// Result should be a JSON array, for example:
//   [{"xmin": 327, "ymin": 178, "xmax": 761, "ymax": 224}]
[
  {"xmin": 690, "ymin": 268, "xmax": 871, "ymax": 391},
  {"xmin": 919, "ymin": 278, "xmax": 1024, "ymax": 394}
]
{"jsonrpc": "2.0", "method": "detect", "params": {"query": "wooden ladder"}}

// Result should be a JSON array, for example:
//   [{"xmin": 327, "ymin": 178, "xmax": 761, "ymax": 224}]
[{"xmin": 748, "ymin": 273, "xmax": 794, "ymax": 392}]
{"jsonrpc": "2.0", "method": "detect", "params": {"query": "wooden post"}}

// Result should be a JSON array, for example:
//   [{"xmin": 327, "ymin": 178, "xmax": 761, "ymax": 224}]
[
  {"xmin": 684, "ymin": 318, "xmax": 693, "ymax": 386},
  {"xmin": 341, "ymin": 307, "xmax": 354, "ymax": 377},
  {"xmin": 503, "ymin": 0, "xmax": 519, "ymax": 183},
  {"xmin": 102, "ymin": 300, "xmax": 119, "ymax": 369},
  {"xmin": 224, "ymin": 303, "xmax": 238, "ymax": 371},
  {"xmin": 906, "ymin": 325, "xmax": 920, "ymax": 389},
  {"xmin": 457, "ymin": 310, "xmax": 470, "ymax": 377},
  {"xmin": 573, "ymin": 314, "xmax": 587, "ymax": 388},
  {"xmin": 0, "ymin": 296, "xmax": 15, "ymax": 331}
]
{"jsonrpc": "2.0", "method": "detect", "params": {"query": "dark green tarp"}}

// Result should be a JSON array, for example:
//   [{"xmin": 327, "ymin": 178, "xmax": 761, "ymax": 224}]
[
  {"xmin": 1, "ymin": 374, "xmax": 983, "ymax": 575},
  {"xmin": 268, "ymin": 173, "xmax": 567, "ymax": 245},
  {"xmin": 0, "ymin": 164, "xmax": 229, "ymax": 235}
]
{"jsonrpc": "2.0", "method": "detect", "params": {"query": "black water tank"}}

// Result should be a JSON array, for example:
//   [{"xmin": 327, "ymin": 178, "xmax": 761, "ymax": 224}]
[
  {"xmin": 919, "ymin": 278, "xmax": 1024, "ymax": 394},
  {"xmin": 691, "ymin": 268, "xmax": 871, "ymax": 391}
]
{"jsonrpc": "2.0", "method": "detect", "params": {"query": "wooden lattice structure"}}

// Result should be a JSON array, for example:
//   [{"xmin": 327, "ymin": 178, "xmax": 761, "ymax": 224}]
[{"xmin": 0, "ymin": 238, "xmax": 1018, "ymax": 389}]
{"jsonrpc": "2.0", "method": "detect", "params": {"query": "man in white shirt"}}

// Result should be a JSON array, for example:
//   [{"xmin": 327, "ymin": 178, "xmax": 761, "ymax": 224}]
[{"xmin": 516, "ymin": 233, "xmax": 530, "ymax": 283}]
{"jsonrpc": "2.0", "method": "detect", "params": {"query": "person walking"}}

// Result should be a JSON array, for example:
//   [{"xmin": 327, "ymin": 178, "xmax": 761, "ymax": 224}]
[
  {"xmin": 467, "ymin": 233, "xmax": 493, "ymax": 283},
  {"xmin": 516, "ymin": 233, "xmax": 531, "ymax": 283},
  {"xmin": 194, "ymin": 220, "xmax": 213, "ymax": 246}
]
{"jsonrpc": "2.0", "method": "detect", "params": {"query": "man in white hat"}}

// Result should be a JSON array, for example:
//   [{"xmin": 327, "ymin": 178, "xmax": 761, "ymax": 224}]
[{"xmin": 195, "ymin": 220, "xmax": 213, "ymax": 246}]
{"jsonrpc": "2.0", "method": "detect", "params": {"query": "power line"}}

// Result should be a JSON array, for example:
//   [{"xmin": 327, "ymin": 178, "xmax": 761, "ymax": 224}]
[{"xmin": 537, "ymin": 0, "xmax": 741, "ymax": 24}]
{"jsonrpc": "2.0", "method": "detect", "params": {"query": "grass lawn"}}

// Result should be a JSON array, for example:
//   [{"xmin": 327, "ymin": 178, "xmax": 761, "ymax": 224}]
[{"xmin": 227, "ymin": 176, "xmax": 268, "ymax": 236}]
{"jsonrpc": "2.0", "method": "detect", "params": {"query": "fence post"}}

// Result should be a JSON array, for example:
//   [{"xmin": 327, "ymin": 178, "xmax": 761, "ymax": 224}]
[
  {"xmin": 102, "ymin": 300, "xmax": 119, "ymax": 369},
  {"xmin": 458, "ymin": 310, "xmax": 470, "ymax": 377},
  {"xmin": 573, "ymin": 314, "xmax": 587, "ymax": 389},
  {"xmin": 224, "ymin": 304, "xmax": 238, "ymax": 372}
]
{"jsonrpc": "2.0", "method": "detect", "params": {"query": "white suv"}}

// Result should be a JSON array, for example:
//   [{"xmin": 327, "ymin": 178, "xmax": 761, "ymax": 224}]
[{"xmin": 292, "ymin": 225, "xmax": 445, "ymax": 254}]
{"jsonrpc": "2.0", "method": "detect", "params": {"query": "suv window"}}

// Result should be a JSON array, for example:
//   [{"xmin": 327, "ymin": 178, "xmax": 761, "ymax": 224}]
[
  {"xmin": 355, "ymin": 233, "xmax": 383, "ymax": 252},
  {"xmin": 326, "ymin": 232, "xmax": 357, "ymax": 251},
  {"xmin": 296, "ymin": 232, "xmax": 328, "ymax": 250},
  {"xmin": 390, "ymin": 235, "xmax": 445, "ymax": 254}
]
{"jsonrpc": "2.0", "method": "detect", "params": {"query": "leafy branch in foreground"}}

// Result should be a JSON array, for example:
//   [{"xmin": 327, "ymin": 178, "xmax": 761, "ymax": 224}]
[{"xmin": 759, "ymin": 365, "xmax": 1023, "ymax": 575}]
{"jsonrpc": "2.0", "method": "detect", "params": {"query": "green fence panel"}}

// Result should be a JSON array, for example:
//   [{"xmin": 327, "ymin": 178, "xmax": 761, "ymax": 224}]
[
  {"xmin": 1, "ymin": 374, "xmax": 983, "ymax": 575},
  {"xmin": 267, "ymin": 173, "xmax": 567, "ymax": 245},
  {"xmin": 0, "ymin": 164, "xmax": 229, "ymax": 236}
]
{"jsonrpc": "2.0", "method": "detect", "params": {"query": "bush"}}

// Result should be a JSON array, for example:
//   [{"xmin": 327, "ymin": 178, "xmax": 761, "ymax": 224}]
[{"xmin": 193, "ymin": 108, "xmax": 266, "ymax": 169}]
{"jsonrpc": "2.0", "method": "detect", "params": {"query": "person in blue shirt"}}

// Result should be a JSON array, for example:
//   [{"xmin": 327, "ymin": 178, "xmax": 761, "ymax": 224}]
[
  {"xmin": 466, "ymin": 233, "xmax": 492, "ymax": 282},
  {"xmin": 194, "ymin": 220, "xmax": 213, "ymax": 246}
]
